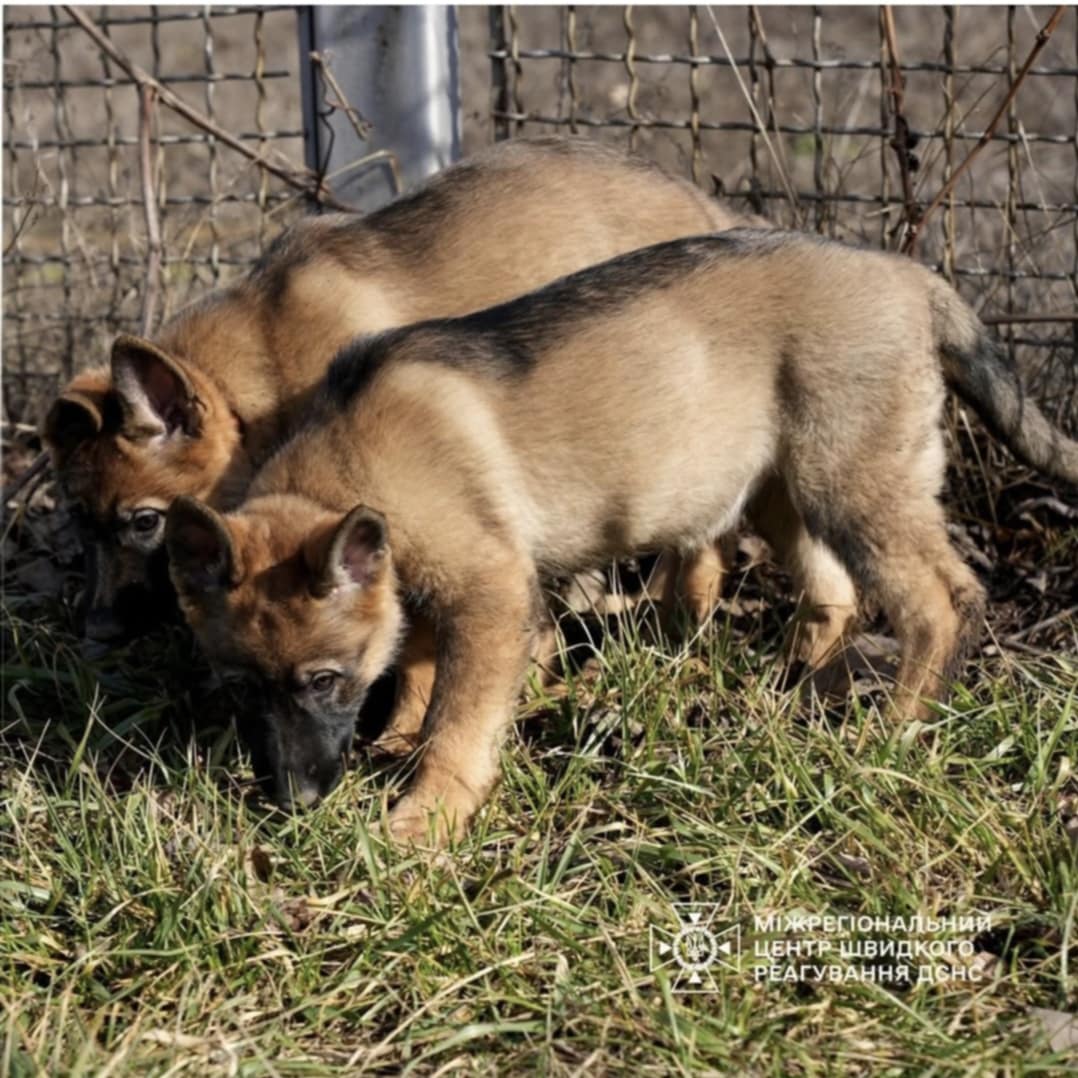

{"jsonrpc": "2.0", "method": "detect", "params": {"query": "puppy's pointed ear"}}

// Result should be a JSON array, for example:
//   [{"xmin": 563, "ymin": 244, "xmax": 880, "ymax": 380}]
[
  {"xmin": 111, "ymin": 335, "xmax": 202, "ymax": 439},
  {"xmin": 42, "ymin": 391, "xmax": 104, "ymax": 466},
  {"xmin": 166, "ymin": 496, "xmax": 236, "ymax": 595},
  {"xmin": 309, "ymin": 505, "xmax": 389, "ymax": 598}
]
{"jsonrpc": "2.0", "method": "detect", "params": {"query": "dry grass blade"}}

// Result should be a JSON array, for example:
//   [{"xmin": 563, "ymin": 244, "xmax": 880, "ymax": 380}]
[
  {"xmin": 704, "ymin": 5, "xmax": 801, "ymax": 218},
  {"xmin": 137, "ymin": 85, "xmax": 162, "ymax": 338}
]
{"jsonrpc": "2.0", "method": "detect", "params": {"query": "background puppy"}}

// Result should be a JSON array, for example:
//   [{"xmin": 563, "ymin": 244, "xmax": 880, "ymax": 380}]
[
  {"xmin": 42, "ymin": 136, "xmax": 750, "ymax": 648},
  {"xmin": 166, "ymin": 229, "xmax": 1078, "ymax": 843}
]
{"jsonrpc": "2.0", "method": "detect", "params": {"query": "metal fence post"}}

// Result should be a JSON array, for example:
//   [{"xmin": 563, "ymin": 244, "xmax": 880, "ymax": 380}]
[
  {"xmin": 298, "ymin": 5, "xmax": 461, "ymax": 212},
  {"xmin": 489, "ymin": 6, "xmax": 510, "ymax": 141}
]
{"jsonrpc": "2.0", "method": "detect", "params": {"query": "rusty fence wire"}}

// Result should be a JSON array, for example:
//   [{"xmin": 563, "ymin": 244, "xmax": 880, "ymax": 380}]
[
  {"xmin": 486, "ymin": 5, "xmax": 1078, "ymax": 435},
  {"xmin": 2, "ymin": 5, "xmax": 307, "ymax": 427}
]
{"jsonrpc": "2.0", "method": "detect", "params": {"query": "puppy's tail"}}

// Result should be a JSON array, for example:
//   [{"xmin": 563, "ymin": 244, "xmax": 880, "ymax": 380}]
[{"xmin": 930, "ymin": 277, "xmax": 1078, "ymax": 485}]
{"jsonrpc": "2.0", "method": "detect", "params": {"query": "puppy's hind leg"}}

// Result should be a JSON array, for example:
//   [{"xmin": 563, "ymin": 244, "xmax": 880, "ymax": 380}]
[
  {"xmin": 788, "ymin": 415, "xmax": 985, "ymax": 722},
  {"xmin": 795, "ymin": 491, "xmax": 984, "ymax": 723},
  {"xmin": 879, "ymin": 522, "xmax": 985, "ymax": 721},
  {"xmin": 747, "ymin": 477, "xmax": 858, "ymax": 672},
  {"xmin": 646, "ymin": 537, "xmax": 732, "ymax": 634}
]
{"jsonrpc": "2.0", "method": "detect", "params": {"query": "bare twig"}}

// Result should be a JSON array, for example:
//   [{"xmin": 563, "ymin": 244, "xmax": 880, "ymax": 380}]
[
  {"xmin": 308, "ymin": 51, "xmax": 403, "ymax": 197},
  {"xmin": 986, "ymin": 637, "xmax": 1057, "ymax": 659},
  {"xmin": 138, "ymin": 84, "xmax": 162, "ymax": 337},
  {"xmin": 2, "ymin": 453, "xmax": 49, "ymax": 510},
  {"xmin": 62, "ymin": 6, "xmax": 352, "ymax": 211},
  {"xmin": 881, "ymin": 7, "xmax": 920, "ymax": 248},
  {"xmin": 1005, "ymin": 604, "xmax": 1078, "ymax": 644},
  {"xmin": 309, "ymin": 50, "xmax": 373, "ymax": 140},
  {"xmin": 323, "ymin": 150, "xmax": 403, "ymax": 198},
  {"xmin": 904, "ymin": 5, "xmax": 1066, "ymax": 254},
  {"xmin": 981, "ymin": 312, "xmax": 1078, "ymax": 325}
]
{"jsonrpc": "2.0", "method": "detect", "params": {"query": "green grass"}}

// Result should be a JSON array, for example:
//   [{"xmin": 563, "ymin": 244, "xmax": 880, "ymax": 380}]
[{"xmin": 2, "ymin": 578, "xmax": 1076, "ymax": 1076}]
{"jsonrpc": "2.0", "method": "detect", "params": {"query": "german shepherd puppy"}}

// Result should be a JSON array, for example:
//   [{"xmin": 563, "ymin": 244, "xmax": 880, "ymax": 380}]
[
  {"xmin": 41, "ymin": 137, "xmax": 753, "ymax": 747},
  {"xmin": 165, "ymin": 229, "xmax": 1078, "ymax": 843}
]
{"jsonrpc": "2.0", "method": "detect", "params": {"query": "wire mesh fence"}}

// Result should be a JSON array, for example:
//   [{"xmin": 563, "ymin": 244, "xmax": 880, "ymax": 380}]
[
  {"xmin": 481, "ymin": 4, "xmax": 1078, "ymax": 434},
  {"xmin": 2, "ymin": 5, "xmax": 307, "ymax": 426},
  {"xmin": 4, "ymin": 5, "xmax": 1078, "ymax": 441}
]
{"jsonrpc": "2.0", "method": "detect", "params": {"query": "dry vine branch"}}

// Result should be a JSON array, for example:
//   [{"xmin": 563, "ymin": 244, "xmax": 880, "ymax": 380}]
[
  {"xmin": 138, "ymin": 84, "xmax": 163, "ymax": 337},
  {"xmin": 308, "ymin": 51, "xmax": 404, "ymax": 197},
  {"xmin": 62, "ymin": 5, "xmax": 353, "ymax": 211},
  {"xmin": 309, "ymin": 51, "xmax": 374, "ymax": 141},
  {"xmin": 881, "ymin": 7, "xmax": 920, "ymax": 248},
  {"xmin": 903, "ymin": 5, "xmax": 1066, "ymax": 254}
]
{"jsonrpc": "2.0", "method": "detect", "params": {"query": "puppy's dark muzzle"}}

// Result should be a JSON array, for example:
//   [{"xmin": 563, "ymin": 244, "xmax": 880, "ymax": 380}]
[
  {"xmin": 239, "ymin": 702, "xmax": 355, "ymax": 812},
  {"xmin": 81, "ymin": 583, "xmax": 159, "ymax": 655},
  {"xmin": 80, "ymin": 546, "xmax": 179, "ymax": 653},
  {"xmin": 83, "ymin": 605, "xmax": 128, "ymax": 643},
  {"xmin": 273, "ymin": 756, "xmax": 346, "ymax": 812}
]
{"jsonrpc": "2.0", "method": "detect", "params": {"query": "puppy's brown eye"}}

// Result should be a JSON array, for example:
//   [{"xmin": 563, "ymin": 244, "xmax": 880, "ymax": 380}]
[
  {"xmin": 132, "ymin": 509, "xmax": 162, "ymax": 535},
  {"xmin": 309, "ymin": 670, "xmax": 339, "ymax": 693}
]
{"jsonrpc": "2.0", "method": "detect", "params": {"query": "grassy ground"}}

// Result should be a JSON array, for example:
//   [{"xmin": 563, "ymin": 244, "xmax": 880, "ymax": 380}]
[
  {"xmin": 4, "ymin": 10, "xmax": 1076, "ymax": 1070},
  {"xmin": 2, "ymin": 525, "xmax": 1076, "ymax": 1075}
]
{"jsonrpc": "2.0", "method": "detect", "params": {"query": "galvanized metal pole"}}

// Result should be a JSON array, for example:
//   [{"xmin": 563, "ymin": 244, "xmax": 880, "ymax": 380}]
[
  {"xmin": 489, "ymin": 6, "xmax": 510, "ymax": 142},
  {"xmin": 297, "ymin": 5, "xmax": 461, "ymax": 212}
]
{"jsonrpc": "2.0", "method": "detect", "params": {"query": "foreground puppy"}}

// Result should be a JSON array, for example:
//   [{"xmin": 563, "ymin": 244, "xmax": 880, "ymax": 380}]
[
  {"xmin": 42, "ymin": 137, "xmax": 748, "ymax": 649},
  {"xmin": 166, "ymin": 230, "xmax": 1078, "ymax": 843}
]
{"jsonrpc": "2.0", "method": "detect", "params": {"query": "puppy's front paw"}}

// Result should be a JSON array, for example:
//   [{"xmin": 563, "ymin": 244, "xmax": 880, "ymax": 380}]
[{"xmin": 386, "ymin": 786, "xmax": 475, "ymax": 848}]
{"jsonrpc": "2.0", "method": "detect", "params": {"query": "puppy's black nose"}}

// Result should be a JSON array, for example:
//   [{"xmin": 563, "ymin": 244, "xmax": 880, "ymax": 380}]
[
  {"xmin": 275, "ymin": 761, "xmax": 343, "ymax": 811},
  {"xmin": 275, "ymin": 777, "xmax": 321, "ymax": 812}
]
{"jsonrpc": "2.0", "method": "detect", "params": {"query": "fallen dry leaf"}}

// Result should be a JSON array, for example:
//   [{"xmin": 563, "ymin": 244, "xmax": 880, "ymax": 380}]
[
  {"xmin": 248, "ymin": 845, "xmax": 273, "ymax": 884},
  {"xmin": 1028, "ymin": 1007, "xmax": 1078, "ymax": 1054}
]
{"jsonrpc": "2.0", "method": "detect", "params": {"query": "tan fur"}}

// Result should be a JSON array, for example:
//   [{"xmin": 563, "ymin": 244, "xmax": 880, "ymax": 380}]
[
  {"xmin": 167, "ymin": 229, "xmax": 1076, "ymax": 845},
  {"xmin": 41, "ymin": 135, "xmax": 747, "ymax": 666}
]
